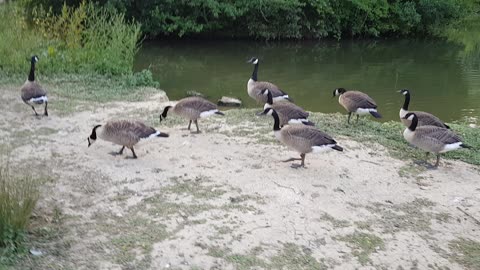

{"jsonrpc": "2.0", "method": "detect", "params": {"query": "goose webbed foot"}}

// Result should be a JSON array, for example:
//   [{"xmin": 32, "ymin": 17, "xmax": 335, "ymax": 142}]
[
  {"xmin": 110, "ymin": 146, "xmax": 125, "ymax": 156},
  {"xmin": 126, "ymin": 147, "xmax": 137, "ymax": 159},
  {"xmin": 290, "ymin": 163, "xmax": 305, "ymax": 169},
  {"xmin": 282, "ymin": 157, "xmax": 302, "ymax": 163},
  {"xmin": 413, "ymin": 160, "xmax": 437, "ymax": 170}
]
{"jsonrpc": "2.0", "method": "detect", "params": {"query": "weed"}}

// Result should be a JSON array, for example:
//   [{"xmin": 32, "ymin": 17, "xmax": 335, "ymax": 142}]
[
  {"xmin": 0, "ymin": 163, "xmax": 41, "ymax": 265},
  {"xmin": 318, "ymin": 213, "xmax": 351, "ymax": 228},
  {"xmin": 337, "ymin": 231, "xmax": 384, "ymax": 265},
  {"xmin": 449, "ymin": 238, "xmax": 480, "ymax": 269}
]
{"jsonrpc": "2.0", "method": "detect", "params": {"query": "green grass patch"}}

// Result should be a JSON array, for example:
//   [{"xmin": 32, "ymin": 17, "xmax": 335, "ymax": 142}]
[
  {"xmin": 0, "ymin": 163, "xmax": 41, "ymax": 266},
  {"xmin": 206, "ymin": 243, "xmax": 327, "ymax": 269},
  {"xmin": 337, "ymin": 231, "xmax": 384, "ymax": 265},
  {"xmin": 0, "ymin": 2, "xmax": 140, "ymax": 76},
  {"xmin": 309, "ymin": 112, "xmax": 480, "ymax": 166},
  {"xmin": 449, "ymin": 238, "xmax": 480, "ymax": 269},
  {"xmin": 222, "ymin": 109, "xmax": 480, "ymax": 166}
]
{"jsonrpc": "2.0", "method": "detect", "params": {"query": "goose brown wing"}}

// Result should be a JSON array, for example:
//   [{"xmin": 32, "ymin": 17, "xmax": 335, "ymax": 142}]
[
  {"xmin": 274, "ymin": 103, "xmax": 309, "ymax": 119},
  {"xmin": 413, "ymin": 111, "xmax": 447, "ymax": 128},
  {"xmin": 417, "ymin": 126, "xmax": 461, "ymax": 144},
  {"xmin": 255, "ymin": 81, "xmax": 287, "ymax": 96},
  {"xmin": 21, "ymin": 81, "xmax": 47, "ymax": 102},
  {"xmin": 131, "ymin": 121, "xmax": 157, "ymax": 138},
  {"xmin": 179, "ymin": 97, "xmax": 217, "ymax": 112},
  {"xmin": 106, "ymin": 120, "xmax": 157, "ymax": 139},
  {"xmin": 345, "ymin": 91, "xmax": 377, "ymax": 109},
  {"xmin": 285, "ymin": 126, "xmax": 336, "ymax": 146}
]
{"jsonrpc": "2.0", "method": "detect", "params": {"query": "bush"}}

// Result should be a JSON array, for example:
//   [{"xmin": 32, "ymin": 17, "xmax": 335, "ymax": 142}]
[
  {"xmin": 17, "ymin": 0, "xmax": 478, "ymax": 40},
  {"xmin": 0, "ymin": 1, "xmax": 141, "ymax": 75},
  {"xmin": 0, "ymin": 163, "xmax": 40, "ymax": 264}
]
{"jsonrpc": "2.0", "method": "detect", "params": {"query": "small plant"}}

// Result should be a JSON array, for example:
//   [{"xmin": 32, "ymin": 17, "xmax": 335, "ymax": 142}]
[{"xmin": 0, "ymin": 163, "xmax": 40, "ymax": 264}]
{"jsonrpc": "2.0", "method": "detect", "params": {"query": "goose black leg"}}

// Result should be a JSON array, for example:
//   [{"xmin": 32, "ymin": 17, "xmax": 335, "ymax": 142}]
[
  {"xmin": 44, "ymin": 101, "xmax": 48, "ymax": 116},
  {"xmin": 129, "ymin": 147, "xmax": 138, "ymax": 159},
  {"xmin": 187, "ymin": 120, "xmax": 192, "ymax": 130},
  {"xmin": 434, "ymin": 154, "xmax": 441, "ymax": 167},
  {"xmin": 194, "ymin": 120, "xmax": 200, "ymax": 133},
  {"xmin": 347, "ymin": 112, "xmax": 352, "ymax": 124},
  {"xmin": 118, "ymin": 146, "xmax": 125, "ymax": 155},
  {"xmin": 290, "ymin": 154, "xmax": 306, "ymax": 168},
  {"xmin": 283, "ymin": 154, "xmax": 306, "ymax": 168},
  {"xmin": 31, "ymin": 105, "xmax": 39, "ymax": 116},
  {"xmin": 356, "ymin": 114, "xmax": 359, "ymax": 122}
]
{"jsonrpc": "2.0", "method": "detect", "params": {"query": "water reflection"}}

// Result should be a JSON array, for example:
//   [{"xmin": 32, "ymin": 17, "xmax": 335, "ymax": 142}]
[{"xmin": 135, "ymin": 39, "xmax": 480, "ymax": 123}]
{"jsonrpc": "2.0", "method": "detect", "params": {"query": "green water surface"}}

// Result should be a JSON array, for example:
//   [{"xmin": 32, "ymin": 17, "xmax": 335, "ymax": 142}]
[{"xmin": 135, "ymin": 39, "xmax": 480, "ymax": 123}]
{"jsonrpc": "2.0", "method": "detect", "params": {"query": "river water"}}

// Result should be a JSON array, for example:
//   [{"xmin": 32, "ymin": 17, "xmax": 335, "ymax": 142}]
[{"xmin": 135, "ymin": 39, "xmax": 480, "ymax": 123}]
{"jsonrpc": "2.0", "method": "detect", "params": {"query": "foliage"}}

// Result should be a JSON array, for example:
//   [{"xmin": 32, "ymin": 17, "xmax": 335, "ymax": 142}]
[
  {"xmin": 0, "ymin": 2, "xmax": 141, "ymax": 75},
  {"xmin": 0, "ymin": 163, "xmax": 40, "ymax": 265},
  {"xmin": 18, "ymin": 0, "xmax": 479, "ymax": 40}
]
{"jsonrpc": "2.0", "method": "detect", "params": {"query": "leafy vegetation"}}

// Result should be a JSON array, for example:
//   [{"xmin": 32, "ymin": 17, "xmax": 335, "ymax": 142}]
[
  {"xmin": 337, "ymin": 231, "xmax": 384, "ymax": 265},
  {"xmin": 0, "ymin": 163, "xmax": 41, "ymax": 265},
  {"xmin": 0, "ymin": 2, "xmax": 141, "ymax": 75},
  {"xmin": 18, "ymin": 0, "xmax": 479, "ymax": 40},
  {"xmin": 449, "ymin": 238, "xmax": 480, "ymax": 269}
]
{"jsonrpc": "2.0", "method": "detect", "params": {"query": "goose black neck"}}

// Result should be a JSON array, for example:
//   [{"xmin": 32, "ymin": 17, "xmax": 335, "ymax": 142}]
[
  {"xmin": 161, "ymin": 106, "xmax": 172, "ymax": 118},
  {"xmin": 402, "ymin": 92, "xmax": 410, "ymax": 110},
  {"xmin": 272, "ymin": 110, "xmax": 280, "ymax": 131},
  {"xmin": 251, "ymin": 63, "xmax": 258, "ymax": 81},
  {"xmin": 91, "ymin": 125, "xmax": 102, "ymax": 139},
  {"xmin": 267, "ymin": 90, "xmax": 273, "ymax": 105},
  {"xmin": 28, "ymin": 61, "xmax": 35, "ymax": 81},
  {"xmin": 408, "ymin": 115, "xmax": 418, "ymax": 131}
]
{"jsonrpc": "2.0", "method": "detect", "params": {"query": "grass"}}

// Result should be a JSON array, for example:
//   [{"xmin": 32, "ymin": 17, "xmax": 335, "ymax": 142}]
[
  {"xmin": 308, "ymin": 112, "xmax": 480, "ymax": 166},
  {"xmin": 0, "ymin": 163, "xmax": 41, "ymax": 266},
  {"xmin": 449, "ymin": 238, "xmax": 480, "ymax": 269},
  {"xmin": 229, "ymin": 109, "xmax": 480, "ymax": 166},
  {"xmin": 0, "ymin": 2, "xmax": 140, "ymax": 76},
  {"xmin": 0, "ymin": 2, "xmax": 159, "ymax": 106},
  {"xmin": 337, "ymin": 231, "xmax": 384, "ymax": 265}
]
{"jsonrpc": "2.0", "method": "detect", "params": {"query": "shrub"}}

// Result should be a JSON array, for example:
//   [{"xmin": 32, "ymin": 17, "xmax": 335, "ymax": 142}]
[
  {"xmin": 0, "ymin": 2, "xmax": 142, "ymax": 76},
  {"xmin": 17, "ymin": 0, "xmax": 478, "ymax": 39},
  {"xmin": 0, "ymin": 163, "xmax": 40, "ymax": 264}
]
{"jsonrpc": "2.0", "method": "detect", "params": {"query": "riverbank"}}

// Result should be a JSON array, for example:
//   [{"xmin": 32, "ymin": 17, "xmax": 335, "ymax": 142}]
[{"xmin": 1, "ymin": 83, "xmax": 479, "ymax": 269}]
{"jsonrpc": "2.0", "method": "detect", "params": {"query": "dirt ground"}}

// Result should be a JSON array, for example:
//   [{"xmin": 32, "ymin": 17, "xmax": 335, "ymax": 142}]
[{"xmin": 1, "ymin": 86, "xmax": 480, "ymax": 270}]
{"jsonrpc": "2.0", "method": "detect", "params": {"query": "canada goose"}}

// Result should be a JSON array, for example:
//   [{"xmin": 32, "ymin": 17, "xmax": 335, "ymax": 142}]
[
  {"xmin": 21, "ymin": 55, "xmax": 48, "ymax": 116},
  {"xmin": 402, "ymin": 113, "xmax": 470, "ymax": 167},
  {"xmin": 87, "ymin": 120, "xmax": 169, "ymax": 159},
  {"xmin": 159, "ymin": 97, "xmax": 224, "ymax": 133},
  {"xmin": 333, "ymin": 88, "xmax": 381, "ymax": 124},
  {"xmin": 399, "ymin": 89, "xmax": 449, "ymax": 128},
  {"xmin": 247, "ymin": 57, "xmax": 290, "ymax": 103},
  {"xmin": 264, "ymin": 107, "xmax": 343, "ymax": 168},
  {"xmin": 257, "ymin": 89, "xmax": 314, "ymax": 127}
]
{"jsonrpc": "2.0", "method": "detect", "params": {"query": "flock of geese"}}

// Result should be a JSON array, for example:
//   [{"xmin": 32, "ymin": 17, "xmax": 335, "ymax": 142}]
[{"xmin": 21, "ymin": 56, "xmax": 470, "ymax": 168}]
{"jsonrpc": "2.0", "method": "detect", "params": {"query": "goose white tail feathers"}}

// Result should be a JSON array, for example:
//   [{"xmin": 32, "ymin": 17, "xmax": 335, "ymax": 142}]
[
  {"xmin": 29, "ymin": 96, "xmax": 48, "ymax": 104},
  {"xmin": 273, "ymin": 95, "xmax": 292, "ymax": 102},
  {"xmin": 287, "ymin": 118, "xmax": 315, "ymax": 126},
  {"xmin": 146, "ymin": 131, "xmax": 169, "ymax": 139},
  {"xmin": 200, "ymin": 109, "xmax": 224, "ymax": 118}
]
